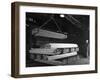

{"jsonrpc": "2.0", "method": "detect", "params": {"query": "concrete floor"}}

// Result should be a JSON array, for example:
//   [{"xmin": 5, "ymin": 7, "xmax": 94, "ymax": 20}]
[
  {"xmin": 26, "ymin": 54, "xmax": 89, "ymax": 67},
  {"xmin": 66, "ymin": 55, "xmax": 89, "ymax": 65}
]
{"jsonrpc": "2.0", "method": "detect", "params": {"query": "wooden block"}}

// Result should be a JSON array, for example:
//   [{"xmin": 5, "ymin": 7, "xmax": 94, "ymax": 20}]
[
  {"xmin": 63, "ymin": 48, "xmax": 69, "ymax": 54},
  {"xmin": 36, "ymin": 54, "xmax": 41, "ymax": 60},
  {"xmin": 42, "ymin": 54, "xmax": 48, "ymax": 60}
]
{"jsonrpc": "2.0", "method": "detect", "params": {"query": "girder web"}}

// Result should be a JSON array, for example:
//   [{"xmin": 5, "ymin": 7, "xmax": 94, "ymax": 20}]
[{"xmin": 39, "ymin": 15, "xmax": 62, "ymax": 33}]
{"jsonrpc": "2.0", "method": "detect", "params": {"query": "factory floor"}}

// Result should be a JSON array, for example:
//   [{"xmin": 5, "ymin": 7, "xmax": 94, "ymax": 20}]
[
  {"xmin": 26, "ymin": 54, "xmax": 89, "ymax": 67},
  {"xmin": 67, "ymin": 55, "xmax": 89, "ymax": 65}
]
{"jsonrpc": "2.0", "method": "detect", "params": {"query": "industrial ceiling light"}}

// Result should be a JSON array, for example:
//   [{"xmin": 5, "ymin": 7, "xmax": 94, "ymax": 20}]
[{"xmin": 60, "ymin": 14, "xmax": 65, "ymax": 18}]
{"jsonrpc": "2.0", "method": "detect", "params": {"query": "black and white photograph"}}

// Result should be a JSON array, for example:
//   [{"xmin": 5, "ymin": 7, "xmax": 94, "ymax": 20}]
[
  {"xmin": 26, "ymin": 13, "xmax": 90, "ymax": 67},
  {"xmin": 11, "ymin": 2, "xmax": 97, "ymax": 78}
]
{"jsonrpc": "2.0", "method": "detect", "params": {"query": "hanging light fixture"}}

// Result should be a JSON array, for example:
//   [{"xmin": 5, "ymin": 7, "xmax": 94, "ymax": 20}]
[{"xmin": 60, "ymin": 14, "xmax": 65, "ymax": 18}]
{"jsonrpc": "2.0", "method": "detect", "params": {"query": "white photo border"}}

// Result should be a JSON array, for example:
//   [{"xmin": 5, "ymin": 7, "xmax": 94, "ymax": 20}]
[{"xmin": 19, "ymin": 5, "xmax": 96, "ymax": 75}]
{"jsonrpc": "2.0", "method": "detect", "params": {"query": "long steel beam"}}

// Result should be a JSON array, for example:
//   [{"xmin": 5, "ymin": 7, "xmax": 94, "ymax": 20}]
[{"xmin": 33, "ymin": 28, "xmax": 67, "ymax": 39}]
